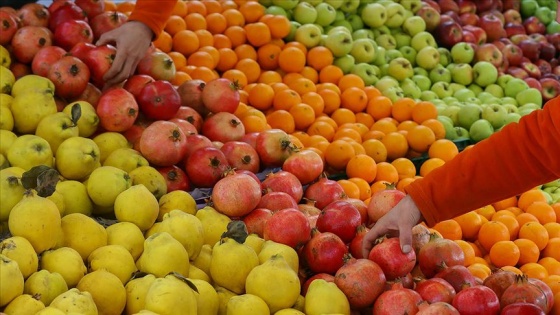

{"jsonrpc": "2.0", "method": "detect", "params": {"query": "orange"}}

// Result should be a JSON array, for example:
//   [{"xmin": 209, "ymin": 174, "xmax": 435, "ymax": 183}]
[
  {"xmin": 337, "ymin": 179, "xmax": 361, "ymax": 200},
  {"xmin": 543, "ymin": 274, "xmax": 560, "ymax": 294},
  {"xmin": 234, "ymin": 43, "xmax": 257, "ymax": 60},
  {"xmin": 301, "ymin": 92, "xmax": 325, "ymax": 117},
  {"xmin": 244, "ymin": 22, "xmax": 271, "ymax": 47},
  {"xmin": 391, "ymin": 158, "xmax": 416, "ymax": 181},
  {"xmin": 494, "ymin": 214, "xmax": 520, "ymax": 240},
  {"xmin": 340, "ymin": 87, "xmax": 368, "ymax": 113},
  {"xmin": 489, "ymin": 240, "xmax": 520, "ymax": 268},
  {"xmin": 186, "ymin": 1, "xmax": 207, "ymax": 15},
  {"xmin": 263, "ymin": 14, "xmax": 291, "ymax": 39},
  {"xmin": 553, "ymin": 202, "xmax": 560, "ymax": 223},
  {"xmin": 331, "ymin": 108, "xmax": 356, "ymax": 126},
  {"xmin": 290, "ymin": 103, "xmax": 315, "ymax": 131},
  {"xmin": 472, "ymin": 256, "xmax": 490, "ymax": 267},
  {"xmin": 319, "ymin": 65, "xmax": 344, "ymax": 84},
  {"xmin": 289, "ymin": 77, "xmax": 317, "ymax": 95},
  {"xmin": 172, "ymin": 30, "xmax": 200, "ymax": 56},
  {"xmin": 362, "ymin": 130, "xmax": 386, "ymax": 141},
  {"xmin": 362, "ymin": 139, "xmax": 388, "ymax": 164},
  {"xmin": 337, "ymin": 74, "xmax": 365, "ymax": 92},
  {"xmin": 517, "ymin": 189, "xmax": 548, "ymax": 211},
  {"xmin": 513, "ymin": 238, "xmax": 540, "ymax": 265},
  {"xmin": 381, "ymin": 132, "xmax": 409, "ymax": 161},
  {"xmin": 247, "ymin": 82, "xmax": 274, "ymax": 111},
  {"xmin": 238, "ymin": 0, "xmax": 265, "ymax": 23},
  {"xmin": 189, "ymin": 66, "xmax": 218, "ymax": 82},
  {"xmin": 467, "ymin": 241, "xmax": 483, "ymax": 257},
  {"xmin": 168, "ymin": 51, "xmax": 187, "ymax": 70},
  {"xmin": 411, "ymin": 101, "xmax": 438, "ymax": 124},
  {"xmin": 542, "ymin": 238, "xmax": 560, "ymax": 261},
  {"xmin": 492, "ymin": 196, "xmax": 518, "ymax": 211},
  {"xmin": 222, "ymin": 8, "xmax": 245, "ymax": 27},
  {"xmin": 419, "ymin": 158, "xmax": 446, "ymax": 177},
  {"xmin": 428, "ymin": 139, "xmax": 459, "ymax": 162},
  {"xmin": 519, "ymin": 262, "xmax": 549, "ymax": 280},
  {"xmin": 171, "ymin": 0, "xmax": 188, "ymax": 16},
  {"xmin": 373, "ymin": 162, "xmax": 399, "ymax": 184},
  {"xmin": 256, "ymin": 43, "xmax": 281, "ymax": 70},
  {"xmin": 224, "ymin": 25, "xmax": 247, "ymax": 48},
  {"xmin": 282, "ymin": 72, "xmax": 304, "ymax": 87},
  {"xmin": 346, "ymin": 154, "xmax": 377, "ymax": 183},
  {"xmin": 258, "ymin": 71, "xmax": 282, "ymax": 84},
  {"xmin": 432, "ymin": 219, "xmax": 463, "ymax": 240},
  {"xmin": 397, "ymin": 120, "xmax": 419, "ymax": 133},
  {"xmin": 216, "ymin": 48, "xmax": 237, "ymax": 72},
  {"xmin": 477, "ymin": 220, "xmax": 511, "ymax": 252},
  {"xmin": 396, "ymin": 177, "xmax": 416, "ymax": 192},
  {"xmin": 199, "ymin": 46, "xmax": 220, "ymax": 68},
  {"xmin": 205, "ymin": 12, "xmax": 228, "ymax": 35},
  {"xmin": 202, "ymin": 0, "xmax": 223, "ymax": 14},
  {"xmin": 540, "ymin": 258, "xmax": 560, "ymax": 277},
  {"xmin": 453, "ymin": 211, "xmax": 483, "ymax": 241},
  {"xmin": 518, "ymin": 221, "xmax": 549, "ymax": 251},
  {"xmin": 545, "ymin": 222, "xmax": 560, "ymax": 239},
  {"xmin": 187, "ymin": 51, "xmax": 215, "ymax": 69},
  {"xmin": 348, "ymin": 177, "xmax": 373, "ymax": 201},
  {"xmin": 525, "ymin": 201, "xmax": 557, "ymax": 224},
  {"xmin": 171, "ymin": 71, "xmax": 192, "ymax": 86},
  {"xmin": 501, "ymin": 265, "xmax": 523, "ymax": 275},
  {"xmin": 235, "ymin": 58, "xmax": 261, "ymax": 84},
  {"xmin": 516, "ymin": 212, "xmax": 539, "ymax": 227},
  {"xmin": 300, "ymin": 66, "xmax": 319, "ymax": 84},
  {"xmin": 153, "ymin": 31, "xmax": 173, "ymax": 52},
  {"xmin": 492, "ymin": 209, "xmax": 516, "ymax": 220},
  {"xmin": 421, "ymin": 119, "xmax": 446, "ymax": 140},
  {"xmin": 333, "ymin": 128, "xmax": 362, "ymax": 143},
  {"xmin": 272, "ymin": 89, "xmax": 301, "ymax": 111},
  {"xmin": 165, "ymin": 15, "xmax": 187, "ymax": 35},
  {"xmin": 455, "ymin": 239, "xmax": 476, "ymax": 266},
  {"xmin": 355, "ymin": 113, "xmax": 374, "ymax": 129},
  {"xmin": 477, "ymin": 205, "xmax": 497, "ymax": 221},
  {"xmin": 505, "ymin": 206, "xmax": 524, "ymax": 216},
  {"xmin": 185, "ymin": 12, "xmax": 207, "ymax": 31},
  {"xmin": 366, "ymin": 94, "xmax": 394, "ymax": 119},
  {"xmin": 391, "ymin": 97, "xmax": 416, "ymax": 123},
  {"xmin": 370, "ymin": 119, "xmax": 398, "ymax": 135},
  {"xmin": 278, "ymin": 46, "xmax": 306, "ymax": 73},
  {"xmin": 194, "ymin": 29, "xmax": 214, "ymax": 47},
  {"xmin": 406, "ymin": 125, "xmax": 436, "ymax": 153},
  {"xmin": 221, "ymin": 69, "xmax": 248, "ymax": 88},
  {"xmin": 307, "ymin": 46, "xmax": 334, "ymax": 71},
  {"xmin": 468, "ymin": 263, "xmax": 491, "ymax": 280},
  {"xmin": 324, "ymin": 139, "xmax": 356, "ymax": 171}
]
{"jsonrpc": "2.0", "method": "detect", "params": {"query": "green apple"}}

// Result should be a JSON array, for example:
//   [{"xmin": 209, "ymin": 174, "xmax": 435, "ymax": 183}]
[
  {"xmin": 375, "ymin": 34, "xmax": 397, "ymax": 50},
  {"xmin": 324, "ymin": 30, "xmax": 353, "ymax": 57},
  {"xmin": 347, "ymin": 14, "xmax": 364, "ymax": 31},
  {"xmin": 449, "ymin": 63, "xmax": 473, "ymax": 86},
  {"xmin": 294, "ymin": 23, "xmax": 323, "ymax": 48},
  {"xmin": 420, "ymin": 90, "xmax": 439, "ymax": 101},
  {"xmin": 477, "ymin": 91, "xmax": 500, "ymax": 104},
  {"xmin": 438, "ymin": 115, "xmax": 458, "ymax": 139},
  {"xmin": 450, "ymin": 42, "xmax": 475, "ymax": 64},
  {"xmin": 325, "ymin": 0, "xmax": 344, "ymax": 9},
  {"xmin": 265, "ymin": 5, "xmax": 288, "ymax": 17},
  {"xmin": 415, "ymin": 46, "xmax": 440, "ymax": 70},
  {"xmin": 535, "ymin": 6, "xmax": 554, "ymax": 25},
  {"xmin": 314, "ymin": 3, "xmax": 337, "ymax": 26},
  {"xmin": 431, "ymin": 81, "xmax": 454, "ymax": 99},
  {"xmin": 399, "ymin": 46, "xmax": 417, "ymax": 65},
  {"xmin": 497, "ymin": 74, "xmax": 514, "ymax": 90},
  {"xmin": 412, "ymin": 74, "xmax": 431, "ymax": 91},
  {"xmin": 7, "ymin": 134, "xmax": 54, "ymax": 170},
  {"xmin": 467, "ymin": 84, "xmax": 484, "ymax": 96},
  {"xmin": 56, "ymin": 136, "xmax": 101, "ymax": 181},
  {"xmin": 379, "ymin": 64, "xmax": 389, "ymax": 77},
  {"xmin": 372, "ymin": 25, "xmax": 391, "ymax": 38},
  {"xmin": 453, "ymin": 89, "xmax": 476, "ymax": 102},
  {"xmin": 385, "ymin": 3, "xmax": 406, "ymax": 28},
  {"xmin": 547, "ymin": 21, "xmax": 560, "ymax": 34},
  {"xmin": 301, "ymin": 0, "xmax": 323, "ymax": 6},
  {"xmin": 271, "ymin": 0, "xmax": 298, "ymax": 10},
  {"xmin": 473, "ymin": 61, "xmax": 498, "ymax": 87},
  {"xmin": 484, "ymin": 84, "xmax": 504, "ymax": 98},
  {"xmin": 331, "ymin": 19, "xmax": 353, "ymax": 32},
  {"xmin": 400, "ymin": 78, "xmax": 422, "ymax": 99},
  {"xmin": 469, "ymin": 119, "xmax": 494, "ymax": 143},
  {"xmin": 340, "ymin": 0, "xmax": 360, "ymax": 13},
  {"xmin": 352, "ymin": 29, "xmax": 375, "ymax": 40},
  {"xmin": 284, "ymin": 21, "xmax": 301, "ymax": 42},
  {"xmin": 393, "ymin": 32, "xmax": 412, "ymax": 49},
  {"xmin": 429, "ymin": 65, "xmax": 452, "ymax": 83},
  {"xmin": 350, "ymin": 38, "xmax": 377, "ymax": 63},
  {"xmin": 373, "ymin": 46, "xmax": 387, "ymax": 67},
  {"xmin": 449, "ymin": 82, "xmax": 466, "ymax": 94},
  {"xmin": 457, "ymin": 103, "xmax": 482, "ymax": 130},
  {"xmin": 500, "ymin": 97, "xmax": 518, "ymax": 107},
  {"xmin": 481, "ymin": 104, "xmax": 508, "ymax": 129},
  {"xmin": 333, "ymin": 54, "xmax": 355, "ymax": 74},
  {"xmin": 361, "ymin": 3, "xmax": 387, "ymax": 28},
  {"xmin": 543, "ymin": 179, "xmax": 560, "ymax": 189},
  {"xmin": 515, "ymin": 88, "xmax": 543, "ymax": 107},
  {"xmin": 382, "ymin": 86, "xmax": 405, "ymax": 103},
  {"xmin": 351, "ymin": 63, "xmax": 379, "ymax": 86},
  {"xmin": 402, "ymin": 16, "xmax": 426, "ymax": 36},
  {"xmin": 333, "ymin": 9, "xmax": 345, "ymax": 21},
  {"xmin": 385, "ymin": 48, "xmax": 403, "ymax": 61},
  {"xmin": 410, "ymin": 31, "xmax": 437, "ymax": 52},
  {"xmin": 413, "ymin": 67, "xmax": 429, "ymax": 77},
  {"xmin": 504, "ymin": 78, "xmax": 529, "ymax": 98},
  {"xmin": 35, "ymin": 112, "xmax": 80, "ymax": 153},
  {"xmin": 454, "ymin": 126, "xmax": 470, "ymax": 140},
  {"xmin": 520, "ymin": 0, "xmax": 539, "ymax": 17},
  {"xmin": 401, "ymin": 0, "xmax": 422, "ymax": 13},
  {"xmin": 437, "ymin": 47, "xmax": 452, "ymax": 67},
  {"xmin": 387, "ymin": 57, "xmax": 414, "ymax": 81},
  {"xmin": 518, "ymin": 103, "xmax": 541, "ymax": 116},
  {"xmin": 375, "ymin": 76, "xmax": 400, "ymax": 92},
  {"xmin": 442, "ymin": 96, "xmax": 459, "ymax": 106},
  {"xmin": 441, "ymin": 105, "xmax": 462, "ymax": 126},
  {"xmin": 502, "ymin": 103, "xmax": 519, "ymax": 114},
  {"xmin": 503, "ymin": 112, "xmax": 521, "ymax": 125}
]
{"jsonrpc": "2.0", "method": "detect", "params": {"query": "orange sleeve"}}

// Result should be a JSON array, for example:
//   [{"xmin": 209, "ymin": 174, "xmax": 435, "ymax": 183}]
[
  {"xmin": 406, "ymin": 96, "xmax": 560, "ymax": 226},
  {"xmin": 127, "ymin": 0, "xmax": 177, "ymax": 39}
]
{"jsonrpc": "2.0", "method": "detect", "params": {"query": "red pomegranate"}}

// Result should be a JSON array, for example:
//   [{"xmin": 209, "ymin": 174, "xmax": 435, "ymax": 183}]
[
  {"xmin": 334, "ymin": 255, "xmax": 386, "ymax": 309},
  {"xmin": 303, "ymin": 176, "xmax": 345, "ymax": 209},
  {"xmin": 31, "ymin": 45, "xmax": 66, "ymax": 77},
  {"xmin": 344, "ymin": 198, "xmax": 369, "ymax": 225},
  {"xmin": 173, "ymin": 106, "xmax": 203, "ymax": 132},
  {"xmin": 482, "ymin": 269, "xmax": 517, "ymax": 300},
  {"xmin": 348, "ymin": 225, "xmax": 370, "ymax": 259},
  {"xmin": 139, "ymin": 120, "xmax": 188, "ymax": 167},
  {"xmin": 434, "ymin": 265, "xmax": 478, "ymax": 293},
  {"xmin": 527, "ymin": 277, "xmax": 554, "ymax": 313},
  {"xmin": 417, "ymin": 302, "xmax": 460, "ymax": 315},
  {"xmin": 11, "ymin": 25, "xmax": 53, "ymax": 64},
  {"xmin": 500, "ymin": 275, "xmax": 549, "ymax": 313},
  {"xmin": 452, "ymin": 284, "xmax": 500, "ymax": 315},
  {"xmin": 220, "ymin": 140, "xmax": 260, "ymax": 174},
  {"xmin": 262, "ymin": 208, "xmax": 311, "ymax": 249},
  {"xmin": 411, "ymin": 223, "xmax": 432, "ymax": 255},
  {"xmin": 201, "ymin": 77, "xmax": 240, "ymax": 113},
  {"xmin": 372, "ymin": 282, "xmax": 424, "ymax": 315},
  {"xmin": 415, "ymin": 277, "xmax": 457, "ymax": 304},
  {"xmin": 17, "ymin": 2, "xmax": 50, "ymax": 27},
  {"xmin": 242, "ymin": 208, "xmax": 273, "ymax": 238},
  {"xmin": 368, "ymin": 237, "xmax": 417, "ymax": 280},
  {"xmin": 185, "ymin": 146, "xmax": 229, "ymax": 188},
  {"xmin": 256, "ymin": 191, "xmax": 298, "ymax": 212},
  {"xmin": 211, "ymin": 172, "xmax": 262, "ymax": 218},
  {"xmin": 123, "ymin": 74, "xmax": 155, "ymax": 99},
  {"xmin": 168, "ymin": 118, "xmax": 197, "ymax": 137},
  {"xmin": 96, "ymin": 87, "xmax": 138, "ymax": 132},
  {"xmin": 157, "ymin": 165, "xmax": 190, "ymax": 192},
  {"xmin": 281, "ymin": 149, "xmax": 324, "ymax": 185},
  {"xmin": 315, "ymin": 200, "xmax": 362, "ymax": 244},
  {"xmin": 177, "ymin": 79, "xmax": 207, "ymax": 116},
  {"xmin": 255, "ymin": 129, "xmax": 297, "ymax": 167},
  {"xmin": 301, "ymin": 230, "xmax": 348, "ymax": 275},
  {"xmin": 418, "ymin": 233, "xmax": 465, "ymax": 278},
  {"xmin": 367, "ymin": 184, "xmax": 406, "ymax": 224},
  {"xmin": 500, "ymin": 302, "xmax": 546, "ymax": 315},
  {"xmin": 202, "ymin": 112, "xmax": 245, "ymax": 143},
  {"xmin": 261, "ymin": 171, "xmax": 303, "ymax": 203}
]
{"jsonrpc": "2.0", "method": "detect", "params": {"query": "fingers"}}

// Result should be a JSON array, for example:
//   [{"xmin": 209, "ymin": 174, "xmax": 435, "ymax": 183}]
[
  {"xmin": 361, "ymin": 223, "xmax": 382, "ymax": 258},
  {"xmin": 398, "ymin": 227, "xmax": 413, "ymax": 254}
]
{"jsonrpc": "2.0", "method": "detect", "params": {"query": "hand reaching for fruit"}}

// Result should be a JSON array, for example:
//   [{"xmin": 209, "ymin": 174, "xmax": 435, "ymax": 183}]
[
  {"xmin": 362, "ymin": 195, "xmax": 423, "ymax": 258},
  {"xmin": 96, "ymin": 21, "xmax": 153, "ymax": 89}
]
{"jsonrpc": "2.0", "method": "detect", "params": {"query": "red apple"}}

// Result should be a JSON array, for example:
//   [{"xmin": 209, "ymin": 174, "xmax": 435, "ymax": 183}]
[
  {"xmin": 475, "ymin": 43, "xmax": 504, "ymax": 67},
  {"xmin": 524, "ymin": 77, "xmax": 542, "ymax": 92},
  {"xmin": 546, "ymin": 33, "xmax": 560, "ymax": 51},
  {"xmin": 520, "ymin": 61, "xmax": 542, "ymax": 79},
  {"xmin": 529, "ymin": 33, "xmax": 548, "ymax": 44},
  {"xmin": 503, "ymin": 9, "xmax": 522, "ymax": 25},
  {"xmin": 459, "ymin": 13, "xmax": 479, "ymax": 26},
  {"xmin": 423, "ymin": 0, "xmax": 441, "ymax": 13},
  {"xmin": 458, "ymin": 0, "xmax": 476, "ymax": 14},
  {"xmin": 461, "ymin": 30, "xmax": 477, "ymax": 43},
  {"xmin": 501, "ymin": 43, "xmax": 524, "ymax": 66},
  {"xmin": 553, "ymin": 66, "xmax": 560, "ymax": 76},
  {"xmin": 518, "ymin": 39, "xmax": 541, "ymax": 62},
  {"xmin": 540, "ymin": 78, "xmax": 560, "ymax": 101},
  {"xmin": 523, "ymin": 16, "xmax": 546, "ymax": 35},
  {"xmin": 505, "ymin": 22, "xmax": 527, "ymax": 37},
  {"xmin": 506, "ymin": 66, "xmax": 529, "ymax": 79},
  {"xmin": 535, "ymin": 59, "xmax": 552, "ymax": 75},
  {"xmin": 502, "ymin": 0, "xmax": 520, "ymax": 11},
  {"xmin": 475, "ymin": 0, "xmax": 497, "ymax": 13},
  {"xmin": 463, "ymin": 25, "xmax": 487, "ymax": 45},
  {"xmin": 478, "ymin": 13, "xmax": 505, "ymax": 42},
  {"xmin": 416, "ymin": 5, "xmax": 441, "ymax": 31},
  {"xmin": 443, "ymin": 11, "xmax": 461, "ymax": 24},
  {"xmin": 438, "ymin": 0, "xmax": 459, "ymax": 13},
  {"xmin": 436, "ymin": 20, "xmax": 463, "ymax": 48}
]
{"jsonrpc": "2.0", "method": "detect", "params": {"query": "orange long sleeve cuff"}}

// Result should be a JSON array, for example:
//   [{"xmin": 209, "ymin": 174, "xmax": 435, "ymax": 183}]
[
  {"xmin": 128, "ymin": 0, "xmax": 177, "ymax": 39},
  {"xmin": 406, "ymin": 96, "xmax": 560, "ymax": 226}
]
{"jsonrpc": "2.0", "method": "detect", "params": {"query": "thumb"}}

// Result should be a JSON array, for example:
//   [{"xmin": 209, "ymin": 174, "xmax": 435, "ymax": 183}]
[
  {"xmin": 96, "ymin": 33, "xmax": 113, "ymax": 46},
  {"xmin": 398, "ymin": 228, "xmax": 413, "ymax": 254}
]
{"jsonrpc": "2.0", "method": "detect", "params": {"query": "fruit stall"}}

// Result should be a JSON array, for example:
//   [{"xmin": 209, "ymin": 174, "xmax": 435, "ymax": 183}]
[{"xmin": 1, "ymin": 0, "xmax": 560, "ymax": 314}]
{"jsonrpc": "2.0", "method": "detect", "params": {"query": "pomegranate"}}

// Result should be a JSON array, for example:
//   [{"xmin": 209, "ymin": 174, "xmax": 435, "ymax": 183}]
[
  {"xmin": 527, "ymin": 277, "xmax": 554, "ymax": 313},
  {"xmin": 173, "ymin": 106, "xmax": 203, "ymax": 132},
  {"xmin": 242, "ymin": 208, "xmax": 273, "ymax": 238},
  {"xmin": 240, "ymin": 132, "xmax": 259, "ymax": 149},
  {"xmin": 482, "ymin": 269, "xmax": 517, "ymax": 300},
  {"xmin": 47, "ymin": 55, "xmax": 90, "ymax": 100},
  {"xmin": 47, "ymin": 0, "xmax": 73, "ymax": 15},
  {"xmin": 53, "ymin": 19, "xmax": 93, "ymax": 51},
  {"xmin": 303, "ymin": 176, "xmax": 345, "ymax": 209},
  {"xmin": 344, "ymin": 198, "xmax": 368, "ymax": 225},
  {"xmin": 452, "ymin": 284, "xmax": 500, "ymax": 315},
  {"xmin": 418, "ymin": 233, "xmax": 465, "ymax": 278},
  {"xmin": 74, "ymin": 0, "xmax": 105, "ymax": 19},
  {"xmin": 315, "ymin": 200, "xmax": 362, "ymax": 244},
  {"xmin": 434, "ymin": 265, "xmax": 478, "ymax": 293},
  {"xmin": 183, "ymin": 134, "xmax": 213, "ymax": 161},
  {"xmin": 202, "ymin": 112, "xmax": 246, "ymax": 143},
  {"xmin": 73, "ymin": 82, "xmax": 102, "ymax": 108},
  {"xmin": 211, "ymin": 172, "xmax": 262, "ymax": 218},
  {"xmin": 83, "ymin": 44, "xmax": 116, "ymax": 88},
  {"xmin": 500, "ymin": 302, "xmax": 546, "ymax": 315},
  {"xmin": 136, "ymin": 80, "xmax": 181, "ymax": 120},
  {"xmin": 301, "ymin": 273, "xmax": 335, "ymax": 296},
  {"xmin": 263, "ymin": 208, "xmax": 311, "ymax": 249},
  {"xmin": 0, "ymin": 10, "xmax": 19, "ymax": 45},
  {"xmin": 220, "ymin": 140, "xmax": 260, "ymax": 173},
  {"xmin": 255, "ymin": 129, "xmax": 297, "ymax": 167},
  {"xmin": 234, "ymin": 169, "xmax": 260, "ymax": 186},
  {"xmin": 11, "ymin": 25, "xmax": 53, "ymax": 64},
  {"xmin": 31, "ymin": 45, "xmax": 66, "ymax": 77},
  {"xmin": 301, "ymin": 230, "xmax": 348, "ymax": 274},
  {"xmin": 334, "ymin": 255, "xmax": 386, "ymax": 309},
  {"xmin": 260, "ymin": 171, "xmax": 303, "ymax": 203},
  {"xmin": 17, "ymin": 3, "xmax": 49, "ymax": 27},
  {"xmin": 415, "ymin": 277, "xmax": 457, "ymax": 304},
  {"xmin": 123, "ymin": 74, "xmax": 155, "ymax": 99},
  {"xmin": 372, "ymin": 282, "xmax": 424, "ymax": 315},
  {"xmin": 177, "ymin": 79, "xmax": 207, "ymax": 117},
  {"xmin": 157, "ymin": 165, "xmax": 190, "ymax": 192},
  {"xmin": 90, "ymin": 10, "xmax": 127, "ymax": 40},
  {"xmin": 201, "ymin": 77, "xmax": 240, "ymax": 113},
  {"xmin": 48, "ymin": 3, "xmax": 87, "ymax": 31},
  {"xmin": 168, "ymin": 118, "xmax": 197, "ymax": 136},
  {"xmin": 368, "ymin": 237, "xmax": 416, "ymax": 280},
  {"xmin": 500, "ymin": 275, "xmax": 549, "ymax": 313},
  {"xmin": 367, "ymin": 184, "xmax": 406, "ymax": 224},
  {"xmin": 136, "ymin": 50, "xmax": 176, "ymax": 82},
  {"xmin": 411, "ymin": 224, "xmax": 432, "ymax": 256},
  {"xmin": 139, "ymin": 120, "xmax": 188, "ymax": 167},
  {"xmin": 281, "ymin": 149, "xmax": 324, "ymax": 185},
  {"xmin": 96, "ymin": 87, "xmax": 138, "ymax": 132},
  {"xmin": 9, "ymin": 62, "xmax": 32, "ymax": 80},
  {"xmin": 68, "ymin": 41, "xmax": 95, "ymax": 62},
  {"xmin": 348, "ymin": 225, "xmax": 370, "ymax": 259},
  {"xmin": 185, "ymin": 146, "xmax": 229, "ymax": 188},
  {"xmin": 256, "ymin": 191, "xmax": 298, "ymax": 212},
  {"xmin": 417, "ymin": 302, "xmax": 460, "ymax": 315},
  {"xmin": 297, "ymin": 200, "xmax": 321, "ymax": 228}
]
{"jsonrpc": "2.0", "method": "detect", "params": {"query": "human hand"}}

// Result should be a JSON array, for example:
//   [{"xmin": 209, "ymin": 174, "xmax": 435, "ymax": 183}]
[
  {"xmin": 361, "ymin": 195, "xmax": 423, "ymax": 258},
  {"xmin": 96, "ymin": 21, "xmax": 153, "ymax": 89}
]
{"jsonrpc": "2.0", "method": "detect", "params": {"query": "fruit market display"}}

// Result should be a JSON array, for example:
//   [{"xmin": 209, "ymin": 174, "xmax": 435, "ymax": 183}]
[{"xmin": 1, "ymin": 0, "xmax": 560, "ymax": 314}]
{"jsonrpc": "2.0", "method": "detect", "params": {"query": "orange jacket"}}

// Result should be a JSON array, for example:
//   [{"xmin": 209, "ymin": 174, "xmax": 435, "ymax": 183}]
[
  {"xmin": 406, "ymin": 96, "xmax": 560, "ymax": 226},
  {"xmin": 128, "ymin": 0, "xmax": 178, "ymax": 39}
]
